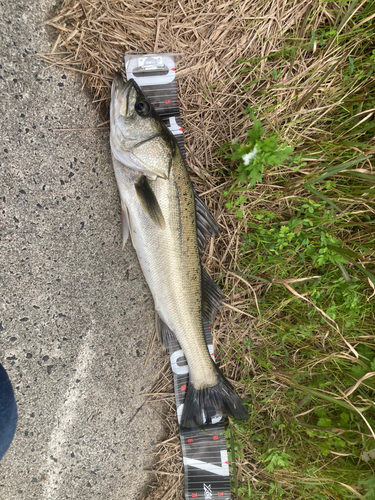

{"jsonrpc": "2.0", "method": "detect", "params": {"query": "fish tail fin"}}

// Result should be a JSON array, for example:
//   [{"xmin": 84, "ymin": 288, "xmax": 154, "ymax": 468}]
[{"xmin": 180, "ymin": 362, "xmax": 248, "ymax": 428}]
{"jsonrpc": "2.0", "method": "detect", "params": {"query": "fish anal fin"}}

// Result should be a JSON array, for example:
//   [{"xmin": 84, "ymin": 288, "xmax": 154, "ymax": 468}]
[
  {"xmin": 135, "ymin": 175, "xmax": 165, "ymax": 228},
  {"xmin": 121, "ymin": 201, "xmax": 130, "ymax": 248},
  {"xmin": 202, "ymin": 268, "xmax": 224, "ymax": 324},
  {"xmin": 194, "ymin": 190, "xmax": 219, "ymax": 254},
  {"xmin": 156, "ymin": 314, "xmax": 176, "ymax": 349}
]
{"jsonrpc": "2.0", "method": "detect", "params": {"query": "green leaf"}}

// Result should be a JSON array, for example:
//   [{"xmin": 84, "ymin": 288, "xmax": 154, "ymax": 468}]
[
  {"xmin": 345, "ymin": 257, "xmax": 375, "ymax": 288},
  {"xmin": 359, "ymin": 475, "xmax": 375, "ymax": 500},
  {"xmin": 327, "ymin": 244, "xmax": 362, "ymax": 259},
  {"xmin": 339, "ymin": 170, "xmax": 375, "ymax": 182},
  {"xmin": 348, "ymin": 56, "xmax": 355, "ymax": 76},
  {"xmin": 289, "ymin": 383, "xmax": 356, "ymax": 412},
  {"xmin": 305, "ymin": 156, "xmax": 371, "ymax": 185},
  {"xmin": 317, "ymin": 417, "xmax": 332, "ymax": 427},
  {"xmin": 247, "ymin": 118, "xmax": 264, "ymax": 142},
  {"xmin": 304, "ymin": 185, "xmax": 342, "ymax": 212},
  {"xmin": 351, "ymin": 364, "xmax": 367, "ymax": 378}
]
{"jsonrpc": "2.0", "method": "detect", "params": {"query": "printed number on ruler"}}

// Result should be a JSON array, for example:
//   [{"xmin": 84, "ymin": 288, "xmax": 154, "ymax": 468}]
[{"xmin": 184, "ymin": 449, "xmax": 229, "ymax": 477}]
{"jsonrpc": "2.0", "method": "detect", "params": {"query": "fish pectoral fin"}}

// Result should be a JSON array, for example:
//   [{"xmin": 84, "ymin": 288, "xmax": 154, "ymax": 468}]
[
  {"xmin": 155, "ymin": 314, "xmax": 177, "ymax": 349},
  {"xmin": 194, "ymin": 190, "xmax": 220, "ymax": 254},
  {"xmin": 135, "ymin": 175, "xmax": 165, "ymax": 228},
  {"xmin": 121, "ymin": 201, "xmax": 130, "ymax": 248},
  {"xmin": 202, "ymin": 268, "xmax": 225, "ymax": 324}
]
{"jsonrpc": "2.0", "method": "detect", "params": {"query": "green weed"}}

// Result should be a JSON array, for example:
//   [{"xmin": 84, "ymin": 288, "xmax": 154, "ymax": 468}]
[
  {"xmin": 223, "ymin": 106, "xmax": 293, "ymax": 191},
  {"xmin": 219, "ymin": 1, "xmax": 375, "ymax": 498},
  {"xmin": 224, "ymin": 189, "xmax": 375, "ymax": 497}
]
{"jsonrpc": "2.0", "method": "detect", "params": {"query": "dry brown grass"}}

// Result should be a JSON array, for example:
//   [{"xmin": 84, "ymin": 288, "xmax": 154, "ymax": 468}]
[{"xmin": 41, "ymin": 1, "xmax": 375, "ymax": 498}]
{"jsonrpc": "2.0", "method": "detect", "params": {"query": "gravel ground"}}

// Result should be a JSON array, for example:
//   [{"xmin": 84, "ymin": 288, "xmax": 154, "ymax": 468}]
[{"xmin": 0, "ymin": 1, "xmax": 164, "ymax": 498}]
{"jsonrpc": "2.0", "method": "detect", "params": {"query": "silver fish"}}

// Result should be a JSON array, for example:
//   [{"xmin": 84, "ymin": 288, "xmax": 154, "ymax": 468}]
[{"xmin": 110, "ymin": 74, "xmax": 248, "ymax": 427}]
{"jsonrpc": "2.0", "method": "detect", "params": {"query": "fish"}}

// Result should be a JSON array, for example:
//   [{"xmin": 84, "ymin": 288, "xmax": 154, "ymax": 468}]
[{"xmin": 110, "ymin": 73, "xmax": 248, "ymax": 427}]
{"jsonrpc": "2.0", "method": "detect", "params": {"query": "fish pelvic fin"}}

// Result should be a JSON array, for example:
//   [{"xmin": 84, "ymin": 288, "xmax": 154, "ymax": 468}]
[
  {"xmin": 156, "ymin": 314, "xmax": 176, "ymax": 349},
  {"xmin": 180, "ymin": 361, "xmax": 249, "ymax": 428},
  {"xmin": 121, "ymin": 201, "xmax": 130, "ymax": 248}
]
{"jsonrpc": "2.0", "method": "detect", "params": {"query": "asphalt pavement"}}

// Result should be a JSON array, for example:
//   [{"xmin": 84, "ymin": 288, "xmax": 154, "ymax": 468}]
[{"xmin": 0, "ymin": 1, "xmax": 164, "ymax": 498}]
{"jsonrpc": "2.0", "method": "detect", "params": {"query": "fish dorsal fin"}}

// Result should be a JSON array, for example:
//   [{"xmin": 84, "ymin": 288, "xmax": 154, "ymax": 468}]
[
  {"xmin": 202, "ymin": 268, "xmax": 224, "ymax": 324},
  {"xmin": 194, "ymin": 189, "xmax": 219, "ymax": 254},
  {"xmin": 135, "ymin": 175, "xmax": 165, "ymax": 228},
  {"xmin": 156, "ymin": 313, "xmax": 176, "ymax": 349}
]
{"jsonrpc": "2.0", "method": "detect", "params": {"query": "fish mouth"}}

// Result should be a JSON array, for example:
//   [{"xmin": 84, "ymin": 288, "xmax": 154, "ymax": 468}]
[{"xmin": 112, "ymin": 74, "xmax": 135, "ymax": 117}]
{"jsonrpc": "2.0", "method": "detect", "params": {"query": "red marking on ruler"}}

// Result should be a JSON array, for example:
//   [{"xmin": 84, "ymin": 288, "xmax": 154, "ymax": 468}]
[
  {"xmin": 172, "ymin": 68, "xmax": 176, "ymax": 71},
  {"xmin": 176, "ymin": 99, "xmax": 179, "ymax": 103},
  {"xmin": 213, "ymin": 435, "xmax": 219, "ymax": 440},
  {"xmin": 187, "ymin": 438, "xmax": 193, "ymax": 443},
  {"xmin": 192, "ymin": 493, "xmax": 197, "ymax": 498},
  {"xmin": 179, "ymin": 127, "xmax": 183, "ymax": 131},
  {"xmin": 165, "ymin": 100, "xmax": 171, "ymax": 104},
  {"xmin": 181, "ymin": 384, "xmax": 186, "ymax": 391},
  {"xmin": 225, "ymin": 461, "xmax": 228, "ymax": 464},
  {"xmin": 218, "ymin": 494, "xmax": 224, "ymax": 497},
  {"xmin": 211, "ymin": 352, "xmax": 214, "ymax": 356}
]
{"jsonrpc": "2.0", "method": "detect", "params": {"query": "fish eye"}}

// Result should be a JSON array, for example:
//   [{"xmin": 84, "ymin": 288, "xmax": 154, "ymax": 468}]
[{"xmin": 135, "ymin": 100, "xmax": 150, "ymax": 116}]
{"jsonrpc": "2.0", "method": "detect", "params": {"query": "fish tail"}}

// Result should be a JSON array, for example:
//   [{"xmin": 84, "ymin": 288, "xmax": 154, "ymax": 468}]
[{"xmin": 180, "ymin": 362, "xmax": 248, "ymax": 428}]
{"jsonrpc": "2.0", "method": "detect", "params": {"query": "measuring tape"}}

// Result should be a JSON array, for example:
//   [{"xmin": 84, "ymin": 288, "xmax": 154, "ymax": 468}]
[{"xmin": 124, "ymin": 53, "xmax": 231, "ymax": 500}]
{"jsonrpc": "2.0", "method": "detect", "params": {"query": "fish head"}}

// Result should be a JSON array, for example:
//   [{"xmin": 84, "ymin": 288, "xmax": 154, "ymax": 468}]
[
  {"xmin": 110, "ymin": 74, "xmax": 163, "ymax": 148},
  {"xmin": 110, "ymin": 74, "xmax": 175, "ymax": 178}
]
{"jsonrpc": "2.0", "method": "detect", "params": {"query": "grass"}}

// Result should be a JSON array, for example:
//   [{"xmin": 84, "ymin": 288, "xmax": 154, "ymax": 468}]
[
  {"xmin": 42, "ymin": 0, "xmax": 375, "ymax": 498},
  {"xmin": 218, "ymin": 2, "xmax": 375, "ymax": 498},
  {"xmin": 222, "ymin": 195, "xmax": 375, "ymax": 497}
]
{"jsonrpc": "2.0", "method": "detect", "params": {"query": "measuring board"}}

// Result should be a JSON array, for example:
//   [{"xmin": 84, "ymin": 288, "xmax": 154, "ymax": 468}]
[{"xmin": 124, "ymin": 53, "xmax": 231, "ymax": 500}]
